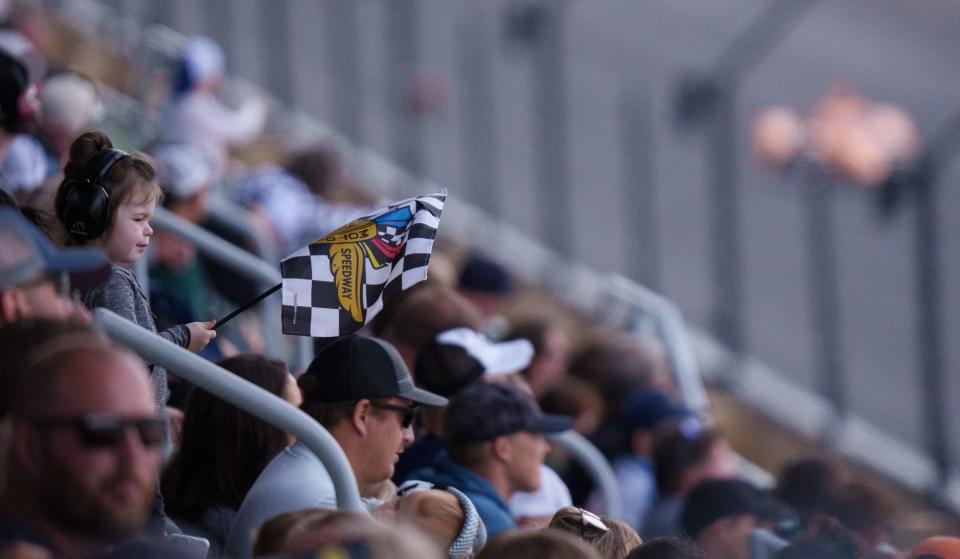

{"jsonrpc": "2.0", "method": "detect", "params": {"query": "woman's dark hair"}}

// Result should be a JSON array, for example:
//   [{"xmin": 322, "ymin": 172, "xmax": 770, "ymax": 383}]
[
  {"xmin": 625, "ymin": 537, "xmax": 705, "ymax": 559},
  {"xmin": 653, "ymin": 423, "xmax": 722, "ymax": 495},
  {"xmin": 55, "ymin": 130, "xmax": 161, "ymax": 245},
  {"xmin": 161, "ymin": 354, "xmax": 291, "ymax": 520}
]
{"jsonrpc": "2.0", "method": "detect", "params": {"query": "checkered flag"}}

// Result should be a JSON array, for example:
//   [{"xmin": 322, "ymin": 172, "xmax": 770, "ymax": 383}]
[{"xmin": 280, "ymin": 190, "xmax": 446, "ymax": 337}]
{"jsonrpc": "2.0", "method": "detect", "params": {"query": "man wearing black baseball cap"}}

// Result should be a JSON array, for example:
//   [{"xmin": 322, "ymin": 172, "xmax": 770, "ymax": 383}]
[
  {"xmin": 226, "ymin": 334, "xmax": 447, "ymax": 559},
  {"xmin": 408, "ymin": 381, "xmax": 572, "ymax": 538}
]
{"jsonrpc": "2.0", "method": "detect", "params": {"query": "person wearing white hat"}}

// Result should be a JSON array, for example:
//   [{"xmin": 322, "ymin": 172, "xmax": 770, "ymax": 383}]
[
  {"xmin": 159, "ymin": 36, "xmax": 268, "ymax": 180},
  {"xmin": 393, "ymin": 327, "xmax": 535, "ymax": 484}
]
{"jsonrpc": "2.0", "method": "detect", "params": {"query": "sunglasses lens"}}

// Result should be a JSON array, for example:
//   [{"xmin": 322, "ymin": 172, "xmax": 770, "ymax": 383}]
[
  {"xmin": 78, "ymin": 416, "xmax": 165, "ymax": 448},
  {"xmin": 136, "ymin": 419, "xmax": 166, "ymax": 447},
  {"xmin": 79, "ymin": 424, "xmax": 125, "ymax": 447},
  {"xmin": 402, "ymin": 411, "xmax": 415, "ymax": 428}
]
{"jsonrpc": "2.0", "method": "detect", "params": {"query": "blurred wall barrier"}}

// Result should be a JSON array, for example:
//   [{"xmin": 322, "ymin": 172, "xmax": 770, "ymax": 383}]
[{"xmin": 93, "ymin": 308, "xmax": 365, "ymax": 512}]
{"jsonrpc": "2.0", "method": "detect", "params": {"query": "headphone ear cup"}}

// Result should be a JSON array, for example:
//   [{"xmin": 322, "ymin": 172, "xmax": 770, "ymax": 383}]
[{"xmin": 60, "ymin": 179, "xmax": 110, "ymax": 240}]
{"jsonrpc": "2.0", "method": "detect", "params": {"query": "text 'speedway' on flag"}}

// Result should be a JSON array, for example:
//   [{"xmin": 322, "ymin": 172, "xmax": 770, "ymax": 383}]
[{"xmin": 280, "ymin": 190, "xmax": 446, "ymax": 337}]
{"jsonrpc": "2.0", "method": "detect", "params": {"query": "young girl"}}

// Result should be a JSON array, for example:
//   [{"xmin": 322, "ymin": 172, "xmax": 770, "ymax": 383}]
[{"xmin": 54, "ymin": 129, "xmax": 217, "ymax": 410}]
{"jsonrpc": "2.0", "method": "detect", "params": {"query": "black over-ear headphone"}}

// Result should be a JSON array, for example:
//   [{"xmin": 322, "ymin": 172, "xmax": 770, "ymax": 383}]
[{"xmin": 58, "ymin": 149, "xmax": 129, "ymax": 240}]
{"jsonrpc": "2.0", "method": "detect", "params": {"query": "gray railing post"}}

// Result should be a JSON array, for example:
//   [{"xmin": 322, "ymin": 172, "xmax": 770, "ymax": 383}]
[
  {"xmin": 94, "ymin": 308, "xmax": 363, "ymax": 511},
  {"xmin": 547, "ymin": 431, "xmax": 623, "ymax": 521}
]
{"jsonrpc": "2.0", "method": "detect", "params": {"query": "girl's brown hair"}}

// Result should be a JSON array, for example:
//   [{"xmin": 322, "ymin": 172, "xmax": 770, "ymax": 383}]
[
  {"xmin": 550, "ymin": 507, "xmax": 643, "ymax": 559},
  {"xmin": 55, "ymin": 129, "xmax": 162, "ymax": 245}
]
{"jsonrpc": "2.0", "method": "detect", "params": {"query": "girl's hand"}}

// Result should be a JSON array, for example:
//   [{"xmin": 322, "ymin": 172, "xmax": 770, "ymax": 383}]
[{"xmin": 186, "ymin": 320, "xmax": 217, "ymax": 353}]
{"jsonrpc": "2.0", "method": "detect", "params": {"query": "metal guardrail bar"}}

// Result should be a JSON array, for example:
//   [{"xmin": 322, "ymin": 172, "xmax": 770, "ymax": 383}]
[
  {"xmin": 548, "ymin": 431, "xmax": 623, "ymax": 520},
  {"xmin": 93, "ymin": 308, "xmax": 364, "ymax": 512},
  {"xmin": 151, "ymin": 207, "xmax": 313, "ymax": 372}
]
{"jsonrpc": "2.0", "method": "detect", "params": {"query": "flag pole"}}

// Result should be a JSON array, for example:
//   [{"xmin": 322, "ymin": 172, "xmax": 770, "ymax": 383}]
[{"xmin": 214, "ymin": 283, "xmax": 281, "ymax": 330}]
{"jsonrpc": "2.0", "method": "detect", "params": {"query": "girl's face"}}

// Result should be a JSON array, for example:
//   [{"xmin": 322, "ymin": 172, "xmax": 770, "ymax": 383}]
[{"xmin": 101, "ymin": 197, "xmax": 156, "ymax": 266}]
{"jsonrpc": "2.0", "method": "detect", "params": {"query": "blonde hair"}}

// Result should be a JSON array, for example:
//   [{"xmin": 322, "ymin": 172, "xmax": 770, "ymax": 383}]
[
  {"xmin": 252, "ymin": 507, "xmax": 442, "ymax": 559},
  {"xmin": 549, "ymin": 507, "xmax": 643, "ymax": 559},
  {"xmin": 402, "ymin": 490, "xmax": 463, "ymax": 549}
]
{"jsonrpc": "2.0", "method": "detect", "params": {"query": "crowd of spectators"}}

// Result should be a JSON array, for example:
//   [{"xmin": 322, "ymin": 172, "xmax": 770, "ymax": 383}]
[{"xmin": 0, "ymin": 12, "xmax": 959, "ymax": 559}]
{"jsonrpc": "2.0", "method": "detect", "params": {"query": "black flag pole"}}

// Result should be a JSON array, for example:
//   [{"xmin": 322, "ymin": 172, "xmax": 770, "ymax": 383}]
[{"xmin": 214, "ymin": 283, "xmax": 281, "ymax": 330}]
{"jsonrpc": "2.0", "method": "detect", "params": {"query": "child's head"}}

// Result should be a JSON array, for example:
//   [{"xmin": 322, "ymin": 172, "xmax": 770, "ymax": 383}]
[
  {"xmin": 549, "ymin": 507, "xmax": 643, "ymax": 559},
  {"xmin": 55, "ymin": 130, "xmax": 162, "ymax": 265},
  {"xmin": 376, "ymin": 485, "xmax": 486, "ymax": 558}
]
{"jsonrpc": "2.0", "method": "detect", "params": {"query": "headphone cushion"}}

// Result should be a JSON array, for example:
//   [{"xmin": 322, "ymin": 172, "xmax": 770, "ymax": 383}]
[{"xmin": 60, "ymin": 179, "xmax": 110, "ymax": 239}]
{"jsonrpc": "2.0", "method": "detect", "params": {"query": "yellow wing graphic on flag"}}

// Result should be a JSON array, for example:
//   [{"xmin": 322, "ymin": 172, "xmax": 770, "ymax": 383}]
[{"xmin": 329, "ymin": 242, "xmax": 365, "ymax": 323}]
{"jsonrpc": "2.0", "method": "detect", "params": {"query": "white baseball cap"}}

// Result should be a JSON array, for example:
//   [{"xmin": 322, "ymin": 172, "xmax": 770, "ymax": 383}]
[{"xmin": 435, "ymin": 327, "xmax": 534, "ymax": 377}]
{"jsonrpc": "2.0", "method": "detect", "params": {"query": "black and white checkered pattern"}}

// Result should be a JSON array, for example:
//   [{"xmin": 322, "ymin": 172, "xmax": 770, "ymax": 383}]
[{"xmin": 280, "ymin": 191, "xmax": 446, "ymax": 337}]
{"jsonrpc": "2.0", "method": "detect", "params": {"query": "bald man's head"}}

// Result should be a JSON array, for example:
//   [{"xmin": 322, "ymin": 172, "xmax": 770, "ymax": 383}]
[{"xmin": 6, "ymin": 343, "xmax": 161, "ymax": 545}]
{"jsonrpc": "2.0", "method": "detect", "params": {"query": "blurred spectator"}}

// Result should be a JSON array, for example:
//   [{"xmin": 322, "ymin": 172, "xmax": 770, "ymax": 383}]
[
  {"xmin": 907, "ymin": 536, "xmax": 960, "ymax": 559},
  {"xmin": 504, "ymin": 318, "xmax": 571, "ymax": 399},
  {"xmin": 252, "ymin": 507, "xmax": 442, "ymax": 559},
  {"xmin": 823, "ymin": 483, "xmax": 895, "ymax": 558},
  {"xmin": 160, "ymin": 36, "xmax": 268, "ymax": 179},
  {"xmin": 378, "ymin": 284, "xmax": 484, "ymax": 370},
  {"xmin": 161, "ymin": 354, "xmax": 301, "ymax": 557},
  {"xmin": 409, "ymin": 381, "xmax": 572, "ymax": 537},
  {"xmin": 774, "ymin": 516, "xmax": 863, "ymax": 559},
  {"xmin": 539, "ymin": 376, "xmax": 605, "ymax": 435},
  {"xmin": 509, "ymin": 465, "xmax": 574, "ymax": 529},
  {"xmin": 642, "ymin": 422, "xmax": 736, "ymax": 539},
  {"xmin": 475, "ymin": 528, "xmax": 601, "ymax": 559},
  {"xmin": 230, "ymin": 144, "xmax": 378, "ymax": 255},
  {"xmin": 147, "ymin": 143, "xmax": 235, "ymax": 367},
  {"xmin": 626, "ymin": 536, "xmax": 705, "ymax": 559},
  {"xmin": 0, "ymin": 36, "xmax": 40, "ymax": 199},
  {"xmin": 457, "ymin": 253, "xmax": 514, "ymax": 337},
  {"xmin": 376, "ymin": 483, "xmax": 487, "ymax": 559},
  {"xmin": 776, "ymin": 457, "xmax": 843, "ymax": 531},
  {"xmin": 226, "ymin": 335, "xmax": 446, "ymax": 559},
  {"xmin": 394, "ymin": 327, "xmax": 534, "ymax": 483},
  {"xmin": 0, "ymin": 342, "xmax": 164, "ymax": 557},
  {"xmin": 549, "ymin": 506, "xmax": 643, "ymax": 559},
  {"xmin": 680, "ymin": 479, "xmax": 760, "ymax": 559},
  {"xmin": 0, "ymin": 207, "xmax": 106, "ymax": 325},
  {"xmin": 0, "ymin": 134, "xmax": 45, "ymax": 206},
  {"xmin": 2, "ymin": 70, "xmax": 103, "ymax": 207},
  {"xmin": 604, "ymin": 389, "xmax": 690, "ymax": 532}
]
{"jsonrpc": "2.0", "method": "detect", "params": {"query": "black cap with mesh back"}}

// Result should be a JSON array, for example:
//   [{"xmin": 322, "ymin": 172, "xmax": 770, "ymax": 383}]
[
  {"xmin": 300, "ymin": 334, "xmax": 447, "ymax": 406},
  {"xmin": 444, "ymin": 381, "xmax": 572, "ymax": 442}
]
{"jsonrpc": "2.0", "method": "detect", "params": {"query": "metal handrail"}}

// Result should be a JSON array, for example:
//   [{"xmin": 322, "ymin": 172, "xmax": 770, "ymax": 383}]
[
  {"xmin": 93, "ymin": 308, "xmax": 364, "ymax": 512},
  {"xmin": 151, "ymin": 207, "xmax": 313, "ymax": 373},
  {"xmin": 547, "ymin": 431, "xmax": 623, "ymax": 520}
]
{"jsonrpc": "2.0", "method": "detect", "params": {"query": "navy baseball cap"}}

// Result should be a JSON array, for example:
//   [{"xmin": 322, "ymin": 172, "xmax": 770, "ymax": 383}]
[
  {"xmin": 621, "ymin": 388, "xmax": 690, "ymax": 431},
  {"xmin": 300, "ymin": 334, "xmax": 447, "ymax": 406},
  {"xmin": 445, "ymin": 381, "xmax": 573, "ymax": 442},
  {"xmin": 0, "ymin": 208, "xmax": 109, "ymax": 291}
]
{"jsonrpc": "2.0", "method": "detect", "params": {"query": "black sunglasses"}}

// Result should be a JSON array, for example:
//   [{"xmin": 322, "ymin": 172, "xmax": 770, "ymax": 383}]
[
  {"xmin": 369, "ymin": 402, "xmax": 418, "ymax": 429},
  {"xmin": 28, "ymin": 413, "xmax": 166, "ymax": 448}
]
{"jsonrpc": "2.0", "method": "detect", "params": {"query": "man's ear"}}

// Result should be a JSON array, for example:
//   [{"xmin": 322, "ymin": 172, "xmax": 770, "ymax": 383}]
[
  {"xmin": 0, "ymin": 289, "xmax": 24, "ymax": 323},
  {"xmin": 8, "ymin": 420, "xmax": 43, "ymax": 475},
  {"xmin": 491, "ymin": 435, "xmax": 512, "ymax": 463},
  {"xmin": 351, "ymin": 399, "xmax": 371, "ymax": 436}
]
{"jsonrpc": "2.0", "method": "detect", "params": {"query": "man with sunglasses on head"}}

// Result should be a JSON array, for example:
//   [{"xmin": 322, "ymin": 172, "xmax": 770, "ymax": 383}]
[
  {"xmin": 0, "ymin": 341, "xmax": 165, "ymax": 558},
  {"xmin": 226, "ymin": 334, "xmax": 448, "ymax": 559}
]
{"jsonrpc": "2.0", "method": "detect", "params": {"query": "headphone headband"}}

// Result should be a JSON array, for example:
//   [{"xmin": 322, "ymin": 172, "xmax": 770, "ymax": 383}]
[{"xmin": 84, "ymin": 148, "xmax": 128, "ymax": 182}]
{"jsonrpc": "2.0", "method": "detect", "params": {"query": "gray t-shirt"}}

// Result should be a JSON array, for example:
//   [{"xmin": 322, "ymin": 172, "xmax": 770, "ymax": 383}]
[
  {"xmin": 84, "ymin": 265, "xmax": 189, "ymax": 408},
  {"xmin": 225, "ymin": 441, "xmax": 339, "ymax": 559}
]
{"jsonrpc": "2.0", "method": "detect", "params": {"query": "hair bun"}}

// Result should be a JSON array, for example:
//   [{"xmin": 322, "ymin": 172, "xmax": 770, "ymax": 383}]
[{"xmin": 62, "ymin": 129, "xmax": 113, "ymax": 179}]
